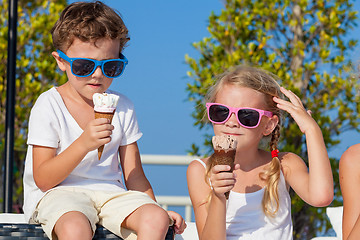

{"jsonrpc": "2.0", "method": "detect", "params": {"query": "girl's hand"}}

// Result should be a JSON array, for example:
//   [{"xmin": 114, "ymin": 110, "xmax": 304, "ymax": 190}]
[
  {"xmin": 79, "ymin": 118, "xmax": 114, "ymax": 151},
  {"xmin": 210, "ymin": 164, "xmax": 239, "ymax": 199},
  {"xmin": 273, "ymin": 87, "xmax": 317, "ymax": 134},
  {"xmin": 167, "ymin": 211, "xmax": 187, "ymax": 234}
]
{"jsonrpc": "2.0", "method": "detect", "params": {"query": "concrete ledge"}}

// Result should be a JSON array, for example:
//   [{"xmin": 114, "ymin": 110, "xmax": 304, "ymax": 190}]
[{"xmin": 0, "ymin": 214, "xmax": 175, "ymax": 239}]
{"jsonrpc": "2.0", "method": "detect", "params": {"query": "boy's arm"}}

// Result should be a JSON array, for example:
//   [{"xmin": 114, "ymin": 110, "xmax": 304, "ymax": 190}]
[
  {"xmin": 119, "ymin": 142, "xmax": 156, "ymax": 201},
  {"xmin": 33, "ymin": 118, "xmax": 113, "ymax": 191},
  {"xmin": 33, "ymin": 140, "xmax": 88, "ymax": 191},
  {"xmin": 120, "ymin": 142, "xmax": 187, "ymax": 234}
]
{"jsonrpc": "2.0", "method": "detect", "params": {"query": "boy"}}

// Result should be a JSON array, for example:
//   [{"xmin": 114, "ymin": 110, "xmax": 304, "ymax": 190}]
[{"xmin": 22, "ymin": 2, "xmax": 185, "ymax": 240}]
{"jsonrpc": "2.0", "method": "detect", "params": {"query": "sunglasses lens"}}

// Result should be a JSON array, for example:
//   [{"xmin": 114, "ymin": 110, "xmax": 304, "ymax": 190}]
[
  {"xmin": 209, "ymin": 104, "xmax": 229, "ymax": 123},
  {"xmin": 238, "ymin": 109, "xmax": 260, "ymax": 127},
  {"xmin": 72, "ymin": 59, "xmax": 95, "ymax": 76},
  {"xmin": 104, "ymin": 61, "xmax": 124, "ymax": 77}
]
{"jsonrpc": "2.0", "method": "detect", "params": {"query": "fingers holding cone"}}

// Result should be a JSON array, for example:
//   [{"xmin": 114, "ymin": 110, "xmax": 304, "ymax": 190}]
[{"xmin": 210, "ymin": 135, "xmax": 237, "ymax": 199}]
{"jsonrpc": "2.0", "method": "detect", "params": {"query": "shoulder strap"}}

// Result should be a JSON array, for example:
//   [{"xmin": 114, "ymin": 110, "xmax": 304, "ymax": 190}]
[{"xmin": 193, "ymin": 159, "xmax": 206, "ymax": 169}]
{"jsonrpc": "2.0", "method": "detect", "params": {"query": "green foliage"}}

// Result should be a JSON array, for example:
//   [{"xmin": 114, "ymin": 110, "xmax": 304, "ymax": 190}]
[
  {"xmin": 185, "ymin": 0, "xmax": 359, "ymax": 238},
  {"xmin": 0, "ymin": 0, "xmax": 67, "ymax": 211}
]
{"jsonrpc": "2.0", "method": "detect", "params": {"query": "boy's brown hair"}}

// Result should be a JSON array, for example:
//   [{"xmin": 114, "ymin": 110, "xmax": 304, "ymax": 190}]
[{"xmin": 51, "ymin": 1, "xmax": 129, "ymax": 54}]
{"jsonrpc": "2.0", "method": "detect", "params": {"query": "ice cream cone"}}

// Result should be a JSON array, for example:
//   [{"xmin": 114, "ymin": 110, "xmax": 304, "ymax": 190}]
[
  {"xmin": 210, "ymin": 135, "xmax": 237, "ymax": 199},
  {"xmin": 95, "ymin": 110, "xmax": 115, "ymax": 160},
  {"xmin": 93, "ymin": 93, "xmax": 120, "ymax": 160}
]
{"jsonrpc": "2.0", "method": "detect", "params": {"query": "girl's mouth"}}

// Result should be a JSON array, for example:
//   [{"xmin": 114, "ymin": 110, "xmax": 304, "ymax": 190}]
[{"xmin": 224, "ymin": 132, "xmax": 241, "ymax": 136}]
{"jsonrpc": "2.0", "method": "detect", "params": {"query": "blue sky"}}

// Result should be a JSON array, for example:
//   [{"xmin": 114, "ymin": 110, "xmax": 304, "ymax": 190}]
[
  {"xmin": 92, "ymin": 0, "xmax": 360, "ymax": 157},
  {"xmin": 104, "ymin": 0, "xmax": 223, "ymax": 156},
  {"xmin": 68, "ymin": 0, "xmax": 360, "ymax": 219},
  {"xmin": 100, "ymin": 1, "xmax": 224, "ymax": 212},
  {"xmin": 66, "ymin": 0, "xmax": 226, "ymax": 217}
]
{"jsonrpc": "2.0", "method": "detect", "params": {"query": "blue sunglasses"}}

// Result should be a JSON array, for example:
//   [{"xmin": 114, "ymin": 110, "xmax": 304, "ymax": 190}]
[{"xmin": 57, "ymin": 50, "xmax": 128, "ymax": 78}]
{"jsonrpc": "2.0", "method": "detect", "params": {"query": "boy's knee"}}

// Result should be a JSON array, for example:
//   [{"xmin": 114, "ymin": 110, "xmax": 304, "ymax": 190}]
[
  {"xmin": 54, "ymin": 211, "xmax": 92, "ymax": 240},
  {"xmin": 140, "ymin": 205, "xmax": 169, "ymax": 232}
]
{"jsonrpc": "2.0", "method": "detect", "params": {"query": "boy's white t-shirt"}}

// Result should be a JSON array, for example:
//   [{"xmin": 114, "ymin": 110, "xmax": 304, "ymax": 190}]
[{"xmin": 23, "ymin": 87, "xmax": 143, "ymax": 222}]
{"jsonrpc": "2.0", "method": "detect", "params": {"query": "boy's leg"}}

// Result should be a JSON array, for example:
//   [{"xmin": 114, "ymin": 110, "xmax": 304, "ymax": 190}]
[
  {"xmin": 53, "ymin": 211, "xmax": 92, "ymax": 240},
  {"xmin": 98, "ymin": 190, "xmax": 173, "ymax": 240},
  {"xmin": 33, "ymin": 188, "xmax": 98, "ymax": 240},
  {"xmin": 121, "ymin": 204, "xmax": 169, "ymax": 240}
]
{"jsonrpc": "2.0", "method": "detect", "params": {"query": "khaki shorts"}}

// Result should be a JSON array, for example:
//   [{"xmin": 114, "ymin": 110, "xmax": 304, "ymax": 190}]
[{"xmin": 30, "ymin": 187, "xmax": 170, "ymax": 240}]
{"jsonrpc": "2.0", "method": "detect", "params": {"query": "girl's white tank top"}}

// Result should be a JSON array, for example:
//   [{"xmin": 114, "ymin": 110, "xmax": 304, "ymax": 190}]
[{"xmin": 193, "ymin": 159, "xmax": 293, "ymax": 240}]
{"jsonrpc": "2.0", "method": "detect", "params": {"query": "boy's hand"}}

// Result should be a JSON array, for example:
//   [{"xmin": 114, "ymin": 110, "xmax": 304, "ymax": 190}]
[
  {"xmin": 79, "ymin": 118, "xmax": 114, "ymax": 151},
  {"xmin": 273, "ymin": 87, "xmax": 318, "ymax": 134},
  {"xmin": 167, "ymin": 211, "xmax": 186, "ymax": 234}
]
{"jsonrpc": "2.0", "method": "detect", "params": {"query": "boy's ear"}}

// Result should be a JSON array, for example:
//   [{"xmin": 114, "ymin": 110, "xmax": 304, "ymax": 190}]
[
  {"xmin": 52, "ymin": 51, "xmax": 66, "ymax": 72},
  {"xmin": 263, "ymin": 115, "xmax": 279, "ymax": 136}
]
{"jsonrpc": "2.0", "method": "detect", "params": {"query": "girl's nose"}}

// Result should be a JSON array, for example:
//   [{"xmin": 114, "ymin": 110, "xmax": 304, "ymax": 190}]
[{"xmin": 225, "ymin": 112, "xmax": 239, "ymax": 128}]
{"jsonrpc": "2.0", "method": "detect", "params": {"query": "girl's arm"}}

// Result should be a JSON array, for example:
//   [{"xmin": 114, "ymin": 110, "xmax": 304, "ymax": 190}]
[
  {"xmin": 340, "ymin": 144, "xmax": 360, "ymax": 240},
  {"xmin": 119, "ymin": 142, "xmax": 155, "ymax": 200},
  {"xmin": 187, "ymin": 160, "xmax": 237, "ymax": 240},
  {"xmin": 33, "ymin": 118, "xmax": 113, "ymax": 191},
  {"xmin": 273, "ymin": 87, "xmax": 333, "ymax": 206}
]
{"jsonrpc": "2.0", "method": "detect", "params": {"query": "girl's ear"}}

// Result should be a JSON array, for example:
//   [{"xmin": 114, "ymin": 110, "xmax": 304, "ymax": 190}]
[
  {"xmin": 52, "ymin": 51, "xmax": 66, "ymax": 72},
  {"xmin": 263, "ymin": 115, "xmax": 279, "ymax": 136}
]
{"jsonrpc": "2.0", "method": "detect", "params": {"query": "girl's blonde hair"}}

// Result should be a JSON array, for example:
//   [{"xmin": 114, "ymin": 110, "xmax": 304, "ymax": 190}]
[{"xmin": 205, "ymin": 65, "xmax": 283, "ymax": 217}]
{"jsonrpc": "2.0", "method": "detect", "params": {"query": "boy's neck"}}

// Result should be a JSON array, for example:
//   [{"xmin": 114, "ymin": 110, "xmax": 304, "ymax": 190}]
[
  {"xmin": 58, "ymin": 82, "xmax": 94, "ymax": 107},
  {"xmin": 57, "ymin": 83, "xmax": 97, "ymax": 130}
]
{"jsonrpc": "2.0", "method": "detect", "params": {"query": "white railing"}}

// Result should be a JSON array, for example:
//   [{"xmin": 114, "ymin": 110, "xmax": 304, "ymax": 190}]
[
  {"xmin": 157, "ymin": 196, "xmax": 193, "ymax": 222},
  {"xmin": 141, "ymin": 154, "xmax": 194, "ymax": 165},
  {"xmin": 141, "ymin": 154, "xmax": 198, "ymax": 222}
]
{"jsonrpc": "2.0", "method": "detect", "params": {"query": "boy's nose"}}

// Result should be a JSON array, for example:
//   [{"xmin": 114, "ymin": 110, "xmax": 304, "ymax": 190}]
[{"xmin": 92, "ymin": 66, "xmax": 104, "ymax": 77}]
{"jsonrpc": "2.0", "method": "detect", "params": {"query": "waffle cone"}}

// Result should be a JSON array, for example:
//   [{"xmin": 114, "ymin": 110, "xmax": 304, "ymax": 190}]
[
  {"xmin": 209, "ymin": 149, "xmax": 236, "ymax": 199},
  {"xmin": 95, "ymin": 110, "xmax": 115, "ymax": 160}
]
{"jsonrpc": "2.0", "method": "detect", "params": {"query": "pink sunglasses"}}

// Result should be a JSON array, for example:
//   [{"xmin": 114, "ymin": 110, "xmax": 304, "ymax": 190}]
[{"xmin": 206, "ymin": 103, "xmax": 273, "ymax": 128}]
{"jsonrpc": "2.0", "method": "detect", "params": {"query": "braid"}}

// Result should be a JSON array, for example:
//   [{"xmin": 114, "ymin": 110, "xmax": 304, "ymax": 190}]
[
  {"xmin": 260, "ymin": 124, "xmax": 281, "ymax": 217},
  {"xmin": 269, "ymin": 124, "xmax": 281, "ymax": 152}
]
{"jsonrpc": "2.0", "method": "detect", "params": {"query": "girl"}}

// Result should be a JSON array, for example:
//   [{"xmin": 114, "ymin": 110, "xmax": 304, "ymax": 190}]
[
  {"xmin": 187, "ymin": 65, "xmax": 333, "ymax": 239},
  {"xmin": 340, "ymin": 143, "xmax": 360, "ymax": 239}
]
